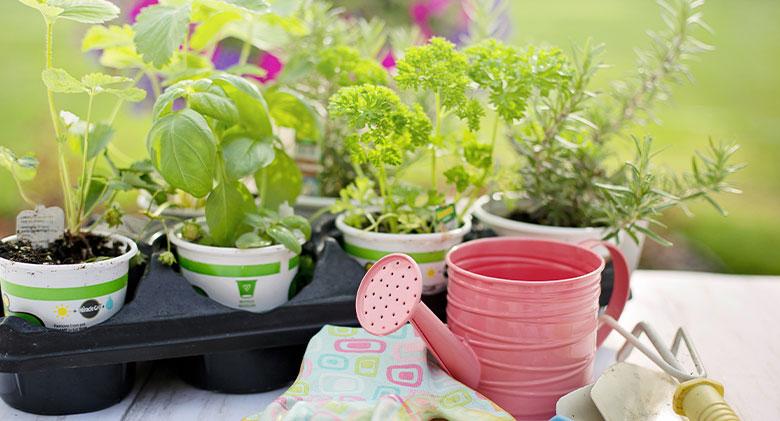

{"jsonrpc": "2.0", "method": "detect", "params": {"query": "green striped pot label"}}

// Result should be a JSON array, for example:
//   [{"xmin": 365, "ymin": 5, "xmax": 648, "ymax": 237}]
[
  {"xmin": 288, "ymin": 256, "xmax": 300, "ymax": 270},
  {"xmin": 343, "ymin": 243, "xmax": 446, "ymax": 264},
  {"xmin": 179, "ymin": 256, "xmax": 290, "ymax": 277},
  {"xmin": 0, "ymin": 274, "xmax": 127, "ymax": 301}
]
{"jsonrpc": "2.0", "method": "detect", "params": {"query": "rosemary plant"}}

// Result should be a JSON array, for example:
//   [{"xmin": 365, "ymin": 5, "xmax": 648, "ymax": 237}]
[{"xmin": 509, "ymin": 0, "xmax": 743, "ymax": 245}]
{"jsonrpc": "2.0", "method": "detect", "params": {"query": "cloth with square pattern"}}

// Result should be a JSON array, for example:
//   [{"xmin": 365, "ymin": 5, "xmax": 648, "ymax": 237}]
[{"xmin": 244, "ymin": 324, "xmax": 513, "ymax": 421}]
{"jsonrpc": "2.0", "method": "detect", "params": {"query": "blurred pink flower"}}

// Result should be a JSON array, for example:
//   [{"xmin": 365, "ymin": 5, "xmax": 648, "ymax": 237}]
[
  {"xmin": 409, "ymin": 0, "xmax": 452, "ymax": 38},
  {"xmin": 129, "ymin": 0, "xmax": 158, "ymax": 23},
  {"xmin": 256, "ymin": 51, "xmax": 283, "ymax": 83},
  {"xmin": 381, "ymin": 50, "xmax": 396, "ymax": 69}
]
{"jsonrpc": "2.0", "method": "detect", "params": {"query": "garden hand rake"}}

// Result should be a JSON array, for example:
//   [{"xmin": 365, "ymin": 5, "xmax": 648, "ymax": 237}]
[{"xmin": 599, "ymin": 315, "xmax": 740, "ymax": 421}]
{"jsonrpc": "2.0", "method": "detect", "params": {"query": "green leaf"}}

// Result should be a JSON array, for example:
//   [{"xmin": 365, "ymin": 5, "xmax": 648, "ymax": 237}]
[
  {"xmin": 42, "ymin": 68, "xmax": 85, "ymax": 93},
  {"xmin": 0, "ymin": 146, "xmax": 38, "ymax": 181},
  {"xmin": 86, "ymin": 123, "xmax": 114, "ymax": 159},
  {"xmin": 98, "ymin": 46, "xmax": 145, "ymax": 70},
  {"xmin": 205, "ymin": 181, "xmax": 255, "ymax": 246},
  {"xmin": 267, "ymin": 225, "xmax": 301, "ymax": 254},
  {"xmin": 264, "ymin": 89, "xmax": 321, "ymax": 141},
  {"xmin": 254, "ymin": 147, "xmax": 302, "ymax": 211},
  {"xmin": 220, "ymin": 134, "xmax": 275, "ymax": 179},
  {"xmin": 244, "ymin": 212, "xmax": 273, "ymax": 231},
  {"xmin": 235, "ymin": 232, "xmax": 272, "ymax": 249},
  {"xmin": 189, "ymin": 10, "xmax": 241, "ymax": 50},
  {"xmin": 635, "ymin": 224, "xmax": 673, "ymax": 247},
  {"xmin": 17, "ymin": 0, "xmax": 64, "ymax": 20},
  {"xmin": 83, "ymin": 176, "xmax": 109, "ymax": 216},
  {"xmin": 223, "ymin": 0, "xmax": 269, "ymax": 13},
  {"xmin": 82, "ymin": 24, "xmax": 134, "ymax": 51},
  {"xmin": 281, "ymin": 215, "xmax": 310, "ymax": 240},
  {"xmin": 153, "ymin": 86, "xmax": 187, "ymax": 118},
  {"xmin": 147, "ymin": 109, "xmax": 217, "ymax": 198},
  {"xmin": 212, "ymin": 73, "xmax": 273, "ymax": 136},
  {"xmin": 133, "ymin": 4, "xmax": 191, "ymax": 68},
  {"xmin": 189, "ymin": 89, "xmax": 240, "ymax": 124},
  {"xmin": 81, "ymin": 72, "xmax": 132, "ymax": 89},
  {"xmin": 104, "ymin": 86, "xmax": 147, "ymax": 102},
  {"xmin": 79, "ymin": 73, "xmax": 146, "ymax": 101},
  {"xmin": 703, "ymin": 194, "xmax": 728, "ymax": 216},
  {"xmin": 48, "ymin": 0, "xmax": 119, "ymax": 23}
]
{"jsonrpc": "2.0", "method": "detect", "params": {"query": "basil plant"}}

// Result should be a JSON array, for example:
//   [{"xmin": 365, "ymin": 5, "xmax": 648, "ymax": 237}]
[{"xmin": 147, "ymin": 73, "xmax": 310, "ymax": 254}]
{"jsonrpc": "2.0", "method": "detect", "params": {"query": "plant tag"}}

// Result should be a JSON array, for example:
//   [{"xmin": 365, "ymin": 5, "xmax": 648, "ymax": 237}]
[
  {"xmin": 434, "ymin": 203, "xmax": 457, "ymax": 230},
  {"xmin": 16, "ymin": 205, "xmax": 64, "ymax": 248}
]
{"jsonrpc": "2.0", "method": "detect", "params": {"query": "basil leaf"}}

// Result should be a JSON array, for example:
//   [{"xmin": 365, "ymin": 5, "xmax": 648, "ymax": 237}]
[
  {"xmin": 254, "ymin": 147, "xmax": 302, "ymax": 211},
  {"xmin": 212, "ymin": 73, "xmax": 273, "ymax": 137},
  {"xmin": 267, "ymin": 225, "xmax": 301, "ymax": 255},
  {"xmin": 133, "ymin": 4, "xmax": 191, "ymax": 68},
  {"xmin": 153, "ymin": 85, "xmax": 187, "ymax": 118},
  {"xmin": 264, "ymin": 88, "xmax": 321, "ymax": 141},
  {"xmin": 221, "ymin": 134, "xmax": 275, "ymax": 179},
  {"xmin": 189, "ymin": 88, "xmax": 240, "ymax": 125},
  {"xmin": 205, "ymin": 181, "xmax": 255, "ymax": 246},
  {"xmin": 147, "ymin": 109, "xmax": 216, "ymax": 198}
]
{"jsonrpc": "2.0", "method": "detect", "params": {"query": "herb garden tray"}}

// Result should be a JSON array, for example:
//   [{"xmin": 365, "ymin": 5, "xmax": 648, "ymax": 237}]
[{"xmin": 0, "ymin": 237, "xmax": 365, "ymax": 415}]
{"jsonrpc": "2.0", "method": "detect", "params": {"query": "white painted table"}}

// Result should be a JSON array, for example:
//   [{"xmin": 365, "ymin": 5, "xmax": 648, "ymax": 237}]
[{"xmin": 2, "ymin": 271, "xmax": 778, "ymax": 420}]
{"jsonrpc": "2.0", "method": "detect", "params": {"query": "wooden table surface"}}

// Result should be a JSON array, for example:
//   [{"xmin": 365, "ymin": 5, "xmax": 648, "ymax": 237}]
[{"xmin": 2, "ymin": 270, "xmax": 778, "ymax": 420}]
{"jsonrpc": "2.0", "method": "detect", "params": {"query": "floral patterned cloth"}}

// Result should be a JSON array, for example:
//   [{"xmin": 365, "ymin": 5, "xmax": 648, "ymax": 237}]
[{"xmin": 244, "ymin": 324, "xmax": 513, "ymax": 421}]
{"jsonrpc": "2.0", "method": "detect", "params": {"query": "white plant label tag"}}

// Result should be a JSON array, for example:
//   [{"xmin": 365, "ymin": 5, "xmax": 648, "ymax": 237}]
[{"xmin": 16, "ymin": 205, "xmax": 65, "ymax": 248}]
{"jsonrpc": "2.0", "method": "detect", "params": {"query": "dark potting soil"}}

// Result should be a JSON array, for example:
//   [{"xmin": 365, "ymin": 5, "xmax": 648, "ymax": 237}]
[{"xmin": 0, "ymin": 232, "xmax": 125, "ymax": 265}]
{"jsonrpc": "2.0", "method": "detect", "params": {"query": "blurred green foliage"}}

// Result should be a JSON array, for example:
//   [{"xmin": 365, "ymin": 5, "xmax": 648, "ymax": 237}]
[{"xmin": 0, "ymin": 0, "xmax": 777, "ymax": 274}]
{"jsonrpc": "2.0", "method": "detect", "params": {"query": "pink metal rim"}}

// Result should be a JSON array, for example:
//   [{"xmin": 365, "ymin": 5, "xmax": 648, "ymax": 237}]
[{"xmin": 445, "ymin": 237, "xmax": 606, "ymax": 286}]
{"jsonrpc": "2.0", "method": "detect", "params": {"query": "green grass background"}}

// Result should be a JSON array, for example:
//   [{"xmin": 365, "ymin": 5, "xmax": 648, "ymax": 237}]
[{"xmin": 0, "ymin": 0, "xmax": 777, "ymax": 274}]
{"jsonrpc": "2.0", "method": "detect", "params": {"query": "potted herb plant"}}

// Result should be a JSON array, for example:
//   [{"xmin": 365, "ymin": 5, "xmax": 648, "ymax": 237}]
[
  {"xmin": 473, "ymin": 0, "xmax": 743, "ymax": 270},
  {"xmin": 85, "ymin": 0, "xmax": 319, "ymax": 218},
  {"xmin": 329, "ymin": 37, "xmax": 509, "ymax": 294},
  {"xmin": 145, "ymin": 72, "xmax": 310, "ymax": 313},
  {"xmin": 0, "ymin": 0, "xmax": 146, "ymax": 330}
]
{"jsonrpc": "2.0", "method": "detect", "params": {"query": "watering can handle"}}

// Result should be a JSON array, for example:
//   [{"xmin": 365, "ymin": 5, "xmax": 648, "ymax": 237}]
[{"xmin": 580, "ymin": 240, "xmax": 631, "ymax": 346}]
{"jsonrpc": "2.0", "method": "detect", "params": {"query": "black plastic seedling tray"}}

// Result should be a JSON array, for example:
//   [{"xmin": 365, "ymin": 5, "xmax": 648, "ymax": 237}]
[{"xmin": 0, "ymin": 237, "xmax": 365, "ymax": 415}]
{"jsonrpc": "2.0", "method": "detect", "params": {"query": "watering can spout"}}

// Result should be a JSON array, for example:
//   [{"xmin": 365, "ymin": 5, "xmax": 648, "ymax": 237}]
[
  {"xmin": 410, "ymin": 299, "xmax": 482, "ymax": 389},
  {"xmin": 355, "ymin": 253, "xmax": 481, "ymax": 389}
]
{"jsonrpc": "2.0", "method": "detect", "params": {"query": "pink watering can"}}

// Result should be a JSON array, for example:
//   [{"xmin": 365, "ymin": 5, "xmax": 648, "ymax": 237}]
[{"xmin": 355, "ymin": 237, "xmax": 630, "ymax": 420}]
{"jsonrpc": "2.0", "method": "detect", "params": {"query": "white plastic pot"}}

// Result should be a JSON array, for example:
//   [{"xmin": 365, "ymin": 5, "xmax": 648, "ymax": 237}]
[
  {"xmin": 335, "ymin": 214, "xmax": 472, "ymax": 295},
  {"xmin": 0, "ymin": 233, "xmax": 138, "ymax": 331},
  {"xmin": 473, "ymin": 194, "xmax": 645, "ymax": 271},
  {"xmin": 169, "ymin": 224, "xmax": 301, "ymax": 313}
]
